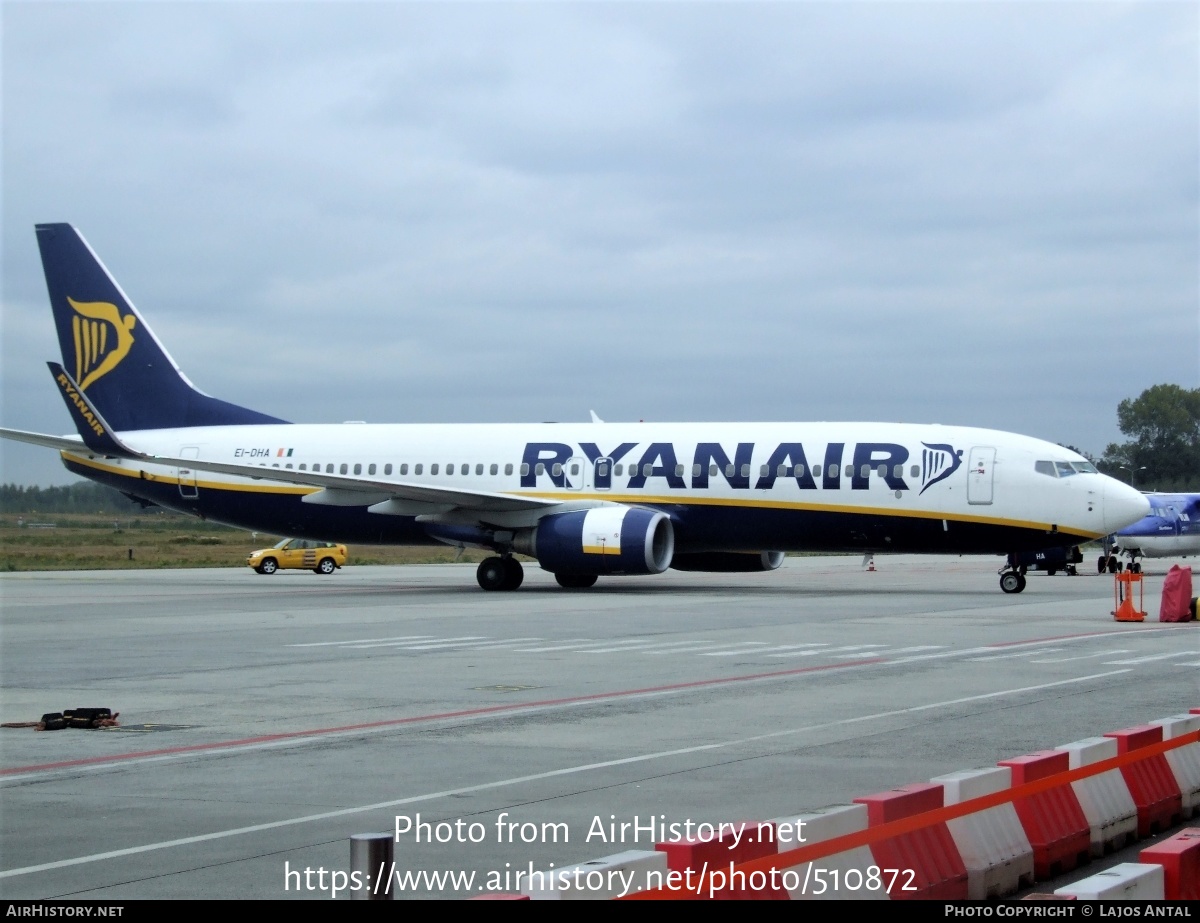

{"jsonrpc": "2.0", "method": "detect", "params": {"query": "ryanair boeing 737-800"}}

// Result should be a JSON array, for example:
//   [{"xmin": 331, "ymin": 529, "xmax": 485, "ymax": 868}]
[{"xmin": 0, "ymin": 224, "xmax": 1150, "ymax": 593}]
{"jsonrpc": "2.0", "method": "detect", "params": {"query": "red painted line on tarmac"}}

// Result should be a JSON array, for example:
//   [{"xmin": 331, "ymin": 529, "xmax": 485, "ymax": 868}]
[{"xmin": 1, "ymin": 658, "xmax": 885, "ymax": 777}]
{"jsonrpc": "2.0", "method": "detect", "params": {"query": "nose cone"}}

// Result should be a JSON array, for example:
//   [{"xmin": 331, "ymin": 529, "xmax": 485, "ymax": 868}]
[{"xmin": 1102, "ymin": 479, "xmax": 1151, "ymax": 534}]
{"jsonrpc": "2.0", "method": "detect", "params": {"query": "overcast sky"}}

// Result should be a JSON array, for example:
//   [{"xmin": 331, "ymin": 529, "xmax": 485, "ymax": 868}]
[{"xmin": 2, "ymin": 1, "xmax": 1197, "ymax": 487}]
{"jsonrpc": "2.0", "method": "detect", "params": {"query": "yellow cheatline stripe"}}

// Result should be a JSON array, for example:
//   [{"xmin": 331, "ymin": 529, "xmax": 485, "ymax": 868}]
[{"xmin": 60, "ymin": 453, "xmax": 1104, "ymax": 540}]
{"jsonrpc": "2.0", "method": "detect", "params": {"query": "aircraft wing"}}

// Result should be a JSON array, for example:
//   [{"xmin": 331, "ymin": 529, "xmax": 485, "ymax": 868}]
[
  {"xmin": 123, "ymin": 447, "xmax": 562, "ymax": 514},
  {"xmin": 29, "ymin": 362, "xmax": 562, "ymax": 515}
]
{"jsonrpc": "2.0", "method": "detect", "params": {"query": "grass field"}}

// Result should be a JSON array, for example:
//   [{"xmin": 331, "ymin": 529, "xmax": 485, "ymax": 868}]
[{"xmin": 0, "ymin": 513, "xmax": 493, "ymax": 571}]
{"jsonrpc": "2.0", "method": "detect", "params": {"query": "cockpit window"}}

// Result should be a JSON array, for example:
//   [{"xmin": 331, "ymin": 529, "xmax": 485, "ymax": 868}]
[
  {"xmin": 1070, "ymin": 461, "xmax": 1098, "ymax": 474},
  {"xmin": 1035, "ymin": 461, "xmax": 1057, "ymax": 477},
  {"xmin": 1054, "ymin": 462, "xmax": 1077, "ymax": 477}
]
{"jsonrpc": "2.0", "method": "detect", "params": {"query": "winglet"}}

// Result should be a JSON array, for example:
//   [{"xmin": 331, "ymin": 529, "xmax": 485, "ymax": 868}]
[
  {"xmin": 589, "ymin": 409, "xmax": 604, "ymax": 423},
  {"xmin": 47, "ymin": 361, "xmax": 137, "ymax": 457}
]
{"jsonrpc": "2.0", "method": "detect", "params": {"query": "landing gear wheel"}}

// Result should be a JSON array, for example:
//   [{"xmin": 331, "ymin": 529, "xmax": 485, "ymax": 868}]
[
  {"xmin": 555, "ymin": 573, "xmax": 598, "ymax": 589},
  {"xmin": 1098, "ymin": 554, "xmax": 1108, "ymax": 574},
  {"xmin": 501, "ymin": 558, "xmax": 524, "ymax": 591},
  {"xmin": 1107, "ymin": 556, "xmax": 1119, "ymax": 574},
  {"xmin": 315, "ymin": 557, "xmax": 337, "ymax": 575},
  {"xmin": 260, "ymin": 558, "xmax": 278, "ymax": 575},
  {"xmin": 1131, "ymin": 562, "xmax": 1141, "ymax": 574},
  {"xmin": 477, "ymin": 556, "xmax": 508, "ymax": 591},
  {"xmin": 1000, "ymin": 571, "xmax": 1026, "ymax": 594}
]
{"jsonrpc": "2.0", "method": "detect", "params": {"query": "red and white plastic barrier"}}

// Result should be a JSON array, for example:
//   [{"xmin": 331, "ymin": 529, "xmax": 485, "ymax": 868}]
[
  {"xmin": 853, "ymin": 783, "xmax": 969, "ymax": 900},
  {"xmin": 1054, "ymin": 736, "xmax": 1138, "ymax": 855},
  {"xmin": 1106, "ymin": 725, "xmax": 1184, "ymax": 837},
  {"xmin": 1054, "ymin": 862, "xmax": 1164, "ymax": 899},
  {"xmin": 997, "ymin": 750, "xmax": 1092, "ymax": 880},
  {"xmin": 932, "ymin": 766, "xmax": 1035, "ymax": 899},
  {"xmin": 1140, "ymin": 826, "xmax": 1200, "ymax": 900},
  {"xmin": 1148, "ymin": 714, "xmax": 1200, "ymax": 818}
]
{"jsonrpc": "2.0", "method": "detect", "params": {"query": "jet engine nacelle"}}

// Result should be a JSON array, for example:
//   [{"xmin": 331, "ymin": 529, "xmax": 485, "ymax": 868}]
[
  {"xmin": 515, "ymin": 507, "xmax": 675, "ymax": 575},
  {"xmin": 669, "ymin": 551, "xmax": 786, "ymax": 573}
]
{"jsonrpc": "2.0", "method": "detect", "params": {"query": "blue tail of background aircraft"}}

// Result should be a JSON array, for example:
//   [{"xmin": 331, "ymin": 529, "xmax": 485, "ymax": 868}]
[{"xmin": 35, "ymin": 223, "xmax": 287, "ymax": 432}]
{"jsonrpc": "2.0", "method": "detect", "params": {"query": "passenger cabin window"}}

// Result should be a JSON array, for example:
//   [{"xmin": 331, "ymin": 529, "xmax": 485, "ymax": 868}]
[
  {"xmin": 384, "ymin": 464, "xmax": 392, "ymax": 475},
  {"xmin": 910, "ymin": 465, "xmax": 919, "ymax": 478},
  {"xmin": 476, "ymin": 464, "xmax": 484, "ymax": 475},
  {"xmin": 520, "ymin": 463, "xmax": 529, "ymax": 476},
  {"xmin": 461, "ymin": 464, "xmax": 469, "ymax": 475},
  {"xmin": 400, "ymin": 464, "xmax": 408, "ymax": 475},
  {"xmin": 354, "ymin": 463, "xmax": 362, "ymax": 475},
  {"xmin": 490, "ymin": 464, "xmax": 498, "ymax": 475},
  {"xmin": 340, "ymin": 463, "xmax": 349, "ymax": 474},
  {"xmin": 552, "ymin": 463, "xmax": 562, "ymax": 477},
  {"xmin": 505, "ymin": 463, "xmax": 513, "ymax": 476},
  {"xmin": 536, "ymin": 463, "xmax": 545, "ymax": 476},
  {"xmin": 299, "ymin": 464, "xmax": 307, "ymax": 471},
  {"xmin": 446, "ymin": 464, "xmax": 453, "ymax": 475},
  {"xmin": 431, "ymin": 464, "xmax": 439, "ymax": 475},
  {"xmin": 368, "ymin": 464, "xmax": 376, "ymax": 475},
  {"xmin": 326, "ymin": 464, "xmax": 334, "ymax": 473},
  {"xmin": 614, "ymin": 464, "xmax": 623, "ymax": 475}
]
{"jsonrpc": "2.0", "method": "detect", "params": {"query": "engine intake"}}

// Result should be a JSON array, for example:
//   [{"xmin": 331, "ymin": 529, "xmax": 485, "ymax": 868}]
[{"xmin": 516, "ymin": 507, "xmax": 674, "ymax": 575}]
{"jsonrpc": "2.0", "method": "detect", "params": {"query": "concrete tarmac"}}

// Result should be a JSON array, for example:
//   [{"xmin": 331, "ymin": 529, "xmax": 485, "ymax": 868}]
[{"xmin": 1, "ymin": 555, "xmax": 1196, "ymax": 899}]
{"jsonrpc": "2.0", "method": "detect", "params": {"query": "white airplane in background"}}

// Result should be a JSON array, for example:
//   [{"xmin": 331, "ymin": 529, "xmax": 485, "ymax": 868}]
[
  {"xmin": 1100, "ymin": 492, "xmax": 1200, "ymax": 573},
  {"xmin": 0, "ymin": 224, "xmax": 1150, "ymax": 593}
]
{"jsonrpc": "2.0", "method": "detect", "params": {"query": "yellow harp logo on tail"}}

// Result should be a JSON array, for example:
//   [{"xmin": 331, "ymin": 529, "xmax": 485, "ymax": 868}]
[{"xmin": 67, "ymin": 298, "xmax": 137, "ymax": 391}]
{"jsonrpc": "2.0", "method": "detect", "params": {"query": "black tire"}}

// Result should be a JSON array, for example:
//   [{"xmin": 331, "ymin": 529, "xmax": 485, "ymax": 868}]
[
  {"xmin": 501, "ymin": 558, "xmax": 524, "ymax": 591},
  {"xmin": 1000, "ymin": 571, "xmax": 1023, "ymax": 594},
  {"xmin": 1046, "ymin": 569, "xmax": 1057, "ymax": 577},
  {"xmin": 1098, "ymin": 554, "xmax": 1108, "ymax": 574},
  {"xmin": 1107, "ymin": 556, "xmax": 1119, "ymax": 574},
  {"xmin": 477, "ymin": 557, "xmax": 508, "ymax": 591},
  {"xmin": 260, "ymin": 558, "xmax": 278, "ymax": 575},
  {"xmin": 315, "ymin": 557, "xmax": 337, "ymax": 575},
  {"xmin": 555, "ymin": 573, "xmax": 598, "ymax": 589}
]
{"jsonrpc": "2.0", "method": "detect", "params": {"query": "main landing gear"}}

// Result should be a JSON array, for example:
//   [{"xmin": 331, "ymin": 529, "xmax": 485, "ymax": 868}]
[{"xmin": 476, "ymin": 556, "xmax": 524, "ymax": 592}]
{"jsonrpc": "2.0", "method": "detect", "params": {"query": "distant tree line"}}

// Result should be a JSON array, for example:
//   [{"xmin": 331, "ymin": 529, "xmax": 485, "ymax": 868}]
[
  {"xmin": 0, "ymin": 482, "xmax": 145, "ymax": 514},
  {"xmin": 1098, "ymin": 384, "xmax": 1200, "ymax": 492}
]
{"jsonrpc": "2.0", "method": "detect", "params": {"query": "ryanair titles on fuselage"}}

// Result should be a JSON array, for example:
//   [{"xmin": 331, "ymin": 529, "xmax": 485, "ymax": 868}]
[{"xmin": 520, "ymin": 440, "xmax": 963, "ymax": 494}]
